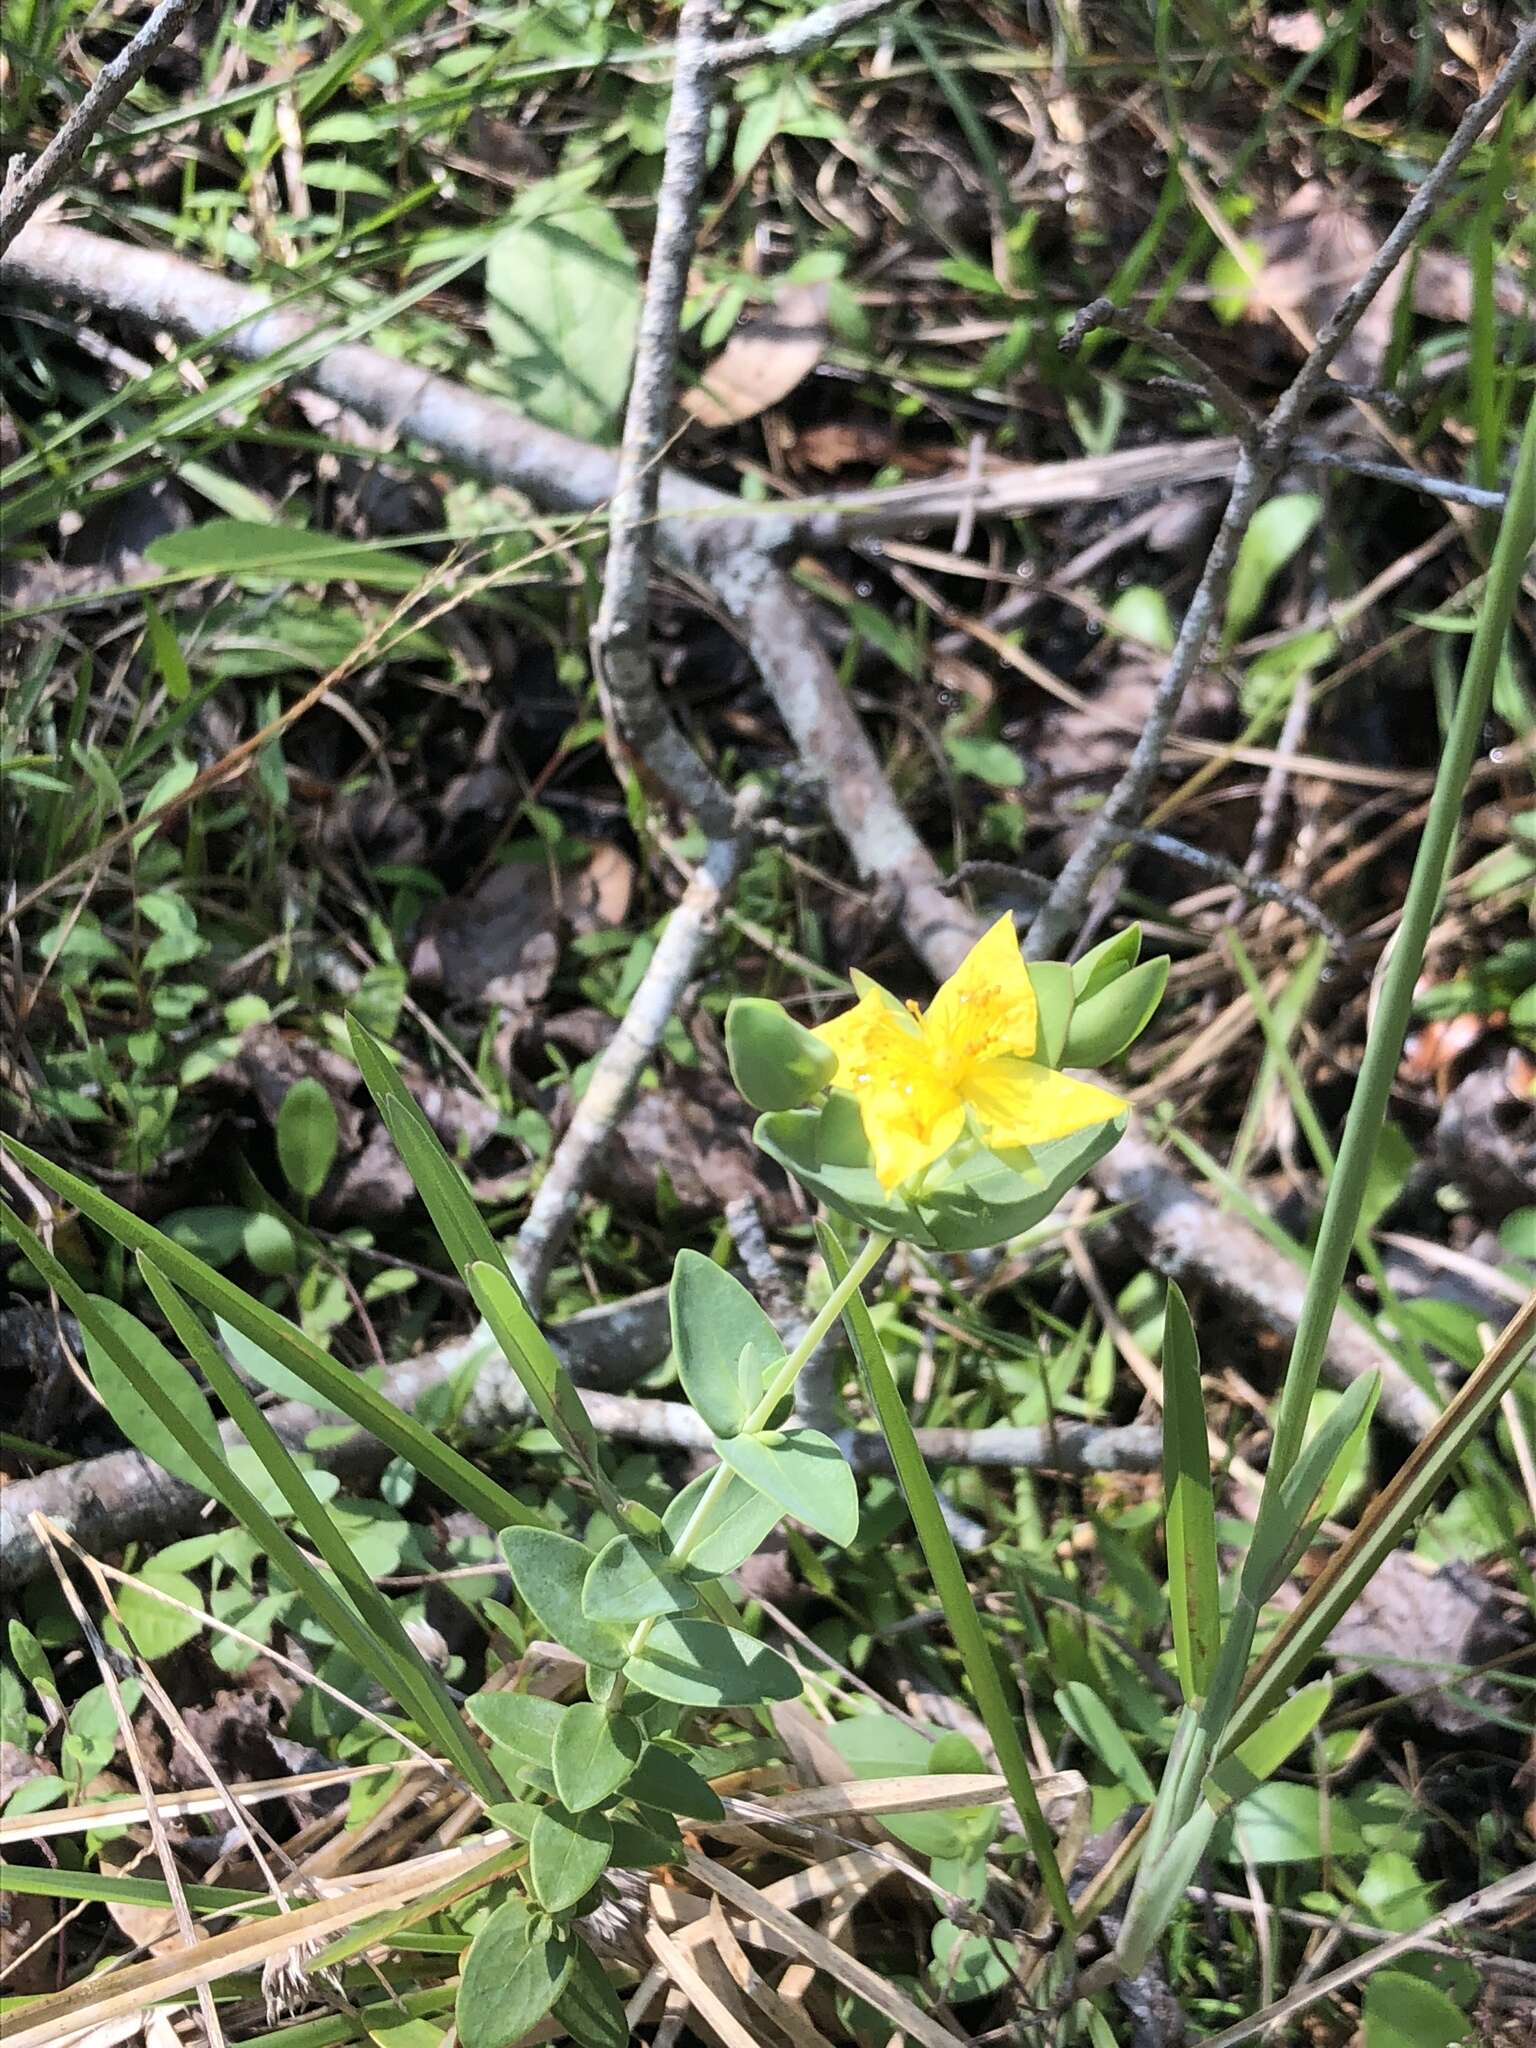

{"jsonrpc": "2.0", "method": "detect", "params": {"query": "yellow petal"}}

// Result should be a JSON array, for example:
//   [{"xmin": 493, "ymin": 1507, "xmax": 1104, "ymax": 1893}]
[
  {"xmin": 960, "ymin": 1057, "xmax": 1126, "ymax": 1150},
  {"xmin": 921, "ymin": 913, "xmax": 1038, "ymax": 1071},
  {"xmin": 814, "ymin": 984, "xmax": 919, "ymax": 1085},
  {"xmin": 860, "ymin": 1091, "xmax": 966, "ymax": 1190}
]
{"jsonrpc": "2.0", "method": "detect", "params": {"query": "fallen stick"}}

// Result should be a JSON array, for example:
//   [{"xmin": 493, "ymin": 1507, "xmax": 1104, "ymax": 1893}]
[
  {"xmin": 515, "ymin": 0, "xmax": 739, "ymax": 1308},
  {"xmin": 1093, "ymin": 1120, "xmax": 1440, "ymax": 1440},
  {"xmin": 0, "ymin": 1289, "xmax": 666, "ymax": 1586},
  {"xmin": 0, "ymin": 1291, "xmax": 1161, "ymax": 1585}
]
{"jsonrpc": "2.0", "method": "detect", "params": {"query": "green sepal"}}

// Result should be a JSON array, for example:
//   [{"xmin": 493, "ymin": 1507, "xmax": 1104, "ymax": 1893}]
[
  {"xmin": 725, "ymin": 997, "xmax": 839, "ymax": 1111},
  {"xmin": 756, "ymin": 1094, "xmax": 1125, "ymax": 1253},
  {"xmin": 1025, "ymin": 960, "xmax": 1075, "ymax": 1067},
  {"xmin": 1071, "ymin": 924, "xmax": 1143, "ymax": 1002}
]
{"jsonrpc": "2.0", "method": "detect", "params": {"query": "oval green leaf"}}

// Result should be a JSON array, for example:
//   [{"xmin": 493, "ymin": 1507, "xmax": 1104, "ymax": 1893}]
[
  {"xmin": 623, "ymin": 1616, "xmax": 801, "ymax": 1708},
  {"xmin": 582, "ymin": 1535, "xmax": 693, "ymax": 1626},
  {"xmin": 457, "ymin": 1897, "xmax": 572, "ymax": 2048},
  {"xmin": 467, "ymin": 1690, "xmax": 566, "ymax": 1765},
  {"xmin": 551, "ymin": 1700, "xmax": 642, "ymax": 1813},
  {"xmin": 529, "ymin": 1803, "xmax": 612, "ymax": 1913},
  {"xmin": 661, "ymin": 1465, "xmax": 783, "ymax": 1577},
  {"xmin": 714, "ymin": 1427, "xmax": 858, "ymax": 1546},
  {"xmin": 553, "ymin": 1936, "xmax": 630, "ymax": 2048},
  {"xmin": 500, "ymin": 1529, "xmax": 628, "ymax": 1670},
  {"xmin": 275, "ymin": 1077, "xmax": 339, "ymax": 1201},
  {"xmin": 669, "ymin": 1250, "xmax": 784, "ymax": 1439}
]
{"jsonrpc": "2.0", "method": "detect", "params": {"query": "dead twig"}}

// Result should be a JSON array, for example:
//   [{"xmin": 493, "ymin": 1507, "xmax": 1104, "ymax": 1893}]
[
  {"xmin": 590, "ymin": 0, "xmax": 734, "ymax": 838},
  {"xmin": 1120, "ymin": 829, "xmax": 1348, "ymax": 952},
  {"xmin": 514, "ymin": 836, "xmax": 742, "ymax": 1308},
  {"xmin": 0, "ymin": 0, "xmax": 197, "ymax": 257},
  {"xmin": 1061, "ymin": 295, "xmax": 1259, "ymax": 444},
  {"xmin": 701, "ymin": 0, "xmax": 905, "ymax": 71},
  {"xmin": 0, "ymin": 1290, "xmax": 669, "ymax": 1586},
  {"xmin": 1024, "ymin": 21, "xmax": 1536, "ymax": 959},
  {"xmin": 510, "ymin": 0, "xmax": 741, "ymax": 1311}
]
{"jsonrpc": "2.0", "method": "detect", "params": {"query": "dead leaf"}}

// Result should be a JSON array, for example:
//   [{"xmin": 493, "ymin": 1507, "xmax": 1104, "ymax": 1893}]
[
  {"xmin": 582, "ymin": 1071, "xmax": 786, "ymax": 1220},
  {"xmin": 411, "ymin": 849, "xmax": 633, "ymax": 1012},
  {"xmin": 683, "ymin": 284, "xmax": 829, "ymax": 430},
  {"xmin": 98, "ymin": 1840, "xmax": 178, "ymax": 1953},
  {"xmin": 1248, "ymin": 182, "xmax": 1404, "ymax": 384},
  {"xmin": 788, "ymin": 423, "xmax": 955, "ymax": 477},
  {"xmin": 405, "ymin": 1069, "xmax": 500, "ymax": 1155},
  {"xmin": 1400, "ymin": 1009, "xmax": 1488, "ymax": 1094},
  {"xmin": 566, "ymin": 843, "xmax": 634, "ymax": 935},
  {"xmin": 1243, "ymin": 182, "xmax": 1530, "ymax": 384},
  {"xmin": 1265, "ymin": 9, "xmax": 1325, "ymax": 51}
]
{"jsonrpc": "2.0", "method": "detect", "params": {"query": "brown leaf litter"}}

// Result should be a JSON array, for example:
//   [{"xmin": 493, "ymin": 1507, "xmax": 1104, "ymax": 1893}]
[
  {"xmin": 683, "ymin": 283, "xmax": 829, "ymax": 430},
  {"xmin": 409, "ymin": 845, "xmax": 633, "ymax": 1014}
]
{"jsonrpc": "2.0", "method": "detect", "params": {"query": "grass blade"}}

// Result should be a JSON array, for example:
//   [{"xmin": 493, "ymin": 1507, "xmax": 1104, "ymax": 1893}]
[
  {"xmin": 1161, "ymin": 1283, "xmax": 1220, "ymax": 1703},
  {"xmin": 819, "ymin": 1222, "xmax": 1076, "ymax": 1935},
  {"xmin": 1228, "ymin": 1291, "xmax": 1536, "ymax": 1752},
  {"xmin": 0, "ymin": 1204, "xmax": 463, "ymax": 1787},
  {"xmin": 0, "ymin": 1134, "xmax": 537, "ymax": 1533},
  {"xmin": 140, "ymin": 1257, "xmax": 501, "ymax": 1802}
]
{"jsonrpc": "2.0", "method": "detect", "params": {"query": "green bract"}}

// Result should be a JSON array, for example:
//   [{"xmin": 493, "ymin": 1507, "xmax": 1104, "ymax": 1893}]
[
  {"xmin": 1062, "ymin": 956, "xmax": 1169, "ymax": 1068},
  {"xmin": 725, "ymin": 995, "xmax": 839, "ymax": 1111},
  {"xmin": 755, "ymin": 1088, "xmax": 1126, "ymax": 1253}
]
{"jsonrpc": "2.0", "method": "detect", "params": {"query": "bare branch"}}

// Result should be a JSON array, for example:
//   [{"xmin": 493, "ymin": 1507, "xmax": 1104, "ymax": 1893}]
[
  {"xmin": 590, "ymin": 0, "xmax": 735, "ymax": 839},
  {"xmin": 1120, "ymin": 828, "xmax": 1347, "ymax": 951},
  {"xmin": 0, "ymin": 216, "xmax": 1445, "ymax": 1570},
  {"xmin": 701, "ymin": 0, "xmax": 906, "ymax": 70},
  {"xmin": 1060, "ymin": 294, "xmax": 1259, "ymax": 444},
  {"xmin": 1024, "ymin": 445, "xmax": 1268, "ymax": 959},
  {"xmin": 0, "ymin": 0, "xmax": 197, "ymax": 258},
  {"xmin": 1266, "ymin": 19, "xmax": 1536, "ymax": 442}
]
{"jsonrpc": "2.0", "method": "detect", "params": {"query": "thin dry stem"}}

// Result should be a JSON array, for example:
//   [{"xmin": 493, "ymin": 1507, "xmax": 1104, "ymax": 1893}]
[{"xmin": 0, "ymin": 0, "xmax": 197, "ymax": 256}]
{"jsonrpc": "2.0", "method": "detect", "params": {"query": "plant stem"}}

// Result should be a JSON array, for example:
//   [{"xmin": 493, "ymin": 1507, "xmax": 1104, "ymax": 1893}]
[
  {"xmin": 1115, "ymin": 389, "xmax": 1536, "ymax": 1976},
  {"xmin": 821, "ymin": 1227, "xmax": 1077, "ymax": 1935},
  {"xmin": 622, "ymin": 1230, "xmax": 891, "ymax": 1674},
  {"xmin": 1260, "ymin": 387, "xmax": 1536, "ymax": 1504},
  {"xmin": 743, "ymin": 1230, "xmax": 890, "ymax": 1434}
]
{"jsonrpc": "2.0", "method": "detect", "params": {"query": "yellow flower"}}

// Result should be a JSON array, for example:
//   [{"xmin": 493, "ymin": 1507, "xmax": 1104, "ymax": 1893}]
[{"xmin": 814, "ymin": 915, "xmax": 1127, "ymax": 1190}]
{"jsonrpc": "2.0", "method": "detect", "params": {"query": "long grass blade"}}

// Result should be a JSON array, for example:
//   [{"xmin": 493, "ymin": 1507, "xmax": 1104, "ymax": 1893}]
[
  {"xmin": 0, "ymin": 1136, "xmax": 536, "ymax": 1533},
  {"xmin": 1160, "ymin": 1284, "xmax": 1220, "ymax": 1702}
]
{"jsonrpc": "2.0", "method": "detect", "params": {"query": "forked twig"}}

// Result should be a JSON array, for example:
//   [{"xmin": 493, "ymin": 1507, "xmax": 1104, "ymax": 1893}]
[
  {"xmin": 0, "ymin": 0, "xmax": 197, "ymax": 257},
  {"xmin": 1025, "ymin": 20, "xmax": 1536, "ymax": 959},
  {"xmin": 589, "ymin": 0, "xmax": 734, "ymax": 838},
  {"xmin": 517, "ymin": 0, "xmax": 735, "ymax": 1308}
]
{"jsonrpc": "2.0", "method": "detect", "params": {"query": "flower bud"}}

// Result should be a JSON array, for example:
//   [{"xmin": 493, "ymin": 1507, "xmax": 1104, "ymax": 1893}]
[
  {"xmin": 1062, "ymin": 956, "xmax": 1168, "ymax": 1067},
  {"xmin": 726, "ymin": 998, "xmax": 839, "ymax": 1112},
  {"xmin": 1071, "ymin": 923, "xmax": 1143, "ymax": 1002}
]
